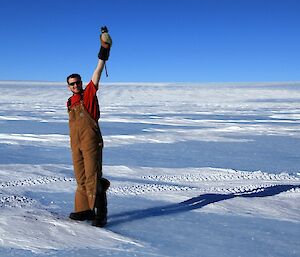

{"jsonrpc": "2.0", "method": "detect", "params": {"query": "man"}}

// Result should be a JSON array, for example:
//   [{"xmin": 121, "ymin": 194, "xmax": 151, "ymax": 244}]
[{"xmin": 67, "ymin": 26, "xmax": 112, "ymax": 227}]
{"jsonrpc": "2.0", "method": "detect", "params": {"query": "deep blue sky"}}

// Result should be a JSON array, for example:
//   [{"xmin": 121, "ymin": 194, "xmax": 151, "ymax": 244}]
[{"xmin": 0, "ymin": 0, "xmax": 299, "ymax": 82}]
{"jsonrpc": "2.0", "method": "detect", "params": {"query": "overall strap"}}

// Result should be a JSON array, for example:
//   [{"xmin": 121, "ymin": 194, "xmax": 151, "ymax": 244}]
[
  {"xmin": 68, "ymin": 92, "xmax": 84, "ymax": 112},
  {"xmin": 67, "ymin": 97, "xmax": 72, "ymax": 112}
]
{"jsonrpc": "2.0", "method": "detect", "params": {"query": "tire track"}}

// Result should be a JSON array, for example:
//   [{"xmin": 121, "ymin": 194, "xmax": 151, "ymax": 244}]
[
  {"xmin": 0, "ymin": 176, "xmax": 75, "ymax": 208},
  {"xmin": 1, "ymin": 171, "xmax": 299, "ymax": 208},
  {"xmin": 0, "ymin": 194, "xmax": 36, "ymax": 208},
  {"xmin": 142, "ymin": 171, "xmax": 299, "ymax": 183},
  {"xmin": 109, "ymin": 184, "xmax": 197, "ymax": 196},
  {"xmin": 0, "ymin": 176, "xmax": 75, "ymax": 188}
]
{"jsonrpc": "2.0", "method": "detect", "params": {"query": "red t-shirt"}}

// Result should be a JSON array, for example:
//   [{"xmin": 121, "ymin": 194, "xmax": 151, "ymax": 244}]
[{"xmin": 67, "ymin": 80, "xmax": 100, "ymax": 121}]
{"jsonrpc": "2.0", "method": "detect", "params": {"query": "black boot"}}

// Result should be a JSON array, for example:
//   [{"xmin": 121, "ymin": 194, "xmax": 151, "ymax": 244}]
[
  {"xmin": 92, "ymin": 178, "xmax": 110, "ymax": 227},
  {"xmin": 92, "ymin": 192, "xmax": 107, "ymax": 227},
  {"xmin": 69, "ymin": 210, "xmax": 95, "ymax": 221}
]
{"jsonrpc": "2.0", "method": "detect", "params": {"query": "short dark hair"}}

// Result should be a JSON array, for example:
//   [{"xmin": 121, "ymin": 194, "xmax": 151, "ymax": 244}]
[{"xmin": 67, "ymin": 73, "xmax": 81, "ymax": 84}]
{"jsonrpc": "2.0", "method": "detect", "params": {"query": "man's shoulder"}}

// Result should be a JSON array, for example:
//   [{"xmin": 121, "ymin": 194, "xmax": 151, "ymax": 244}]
[{"xmin": 85, "ymin": 80, "xmax": 97, "ymax": 91}]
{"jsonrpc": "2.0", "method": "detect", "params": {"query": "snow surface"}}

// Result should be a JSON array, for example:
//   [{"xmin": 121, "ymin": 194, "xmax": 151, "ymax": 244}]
[{"xmin": 0, "ymin": 81, "xmax": 299, "ymax": 256}]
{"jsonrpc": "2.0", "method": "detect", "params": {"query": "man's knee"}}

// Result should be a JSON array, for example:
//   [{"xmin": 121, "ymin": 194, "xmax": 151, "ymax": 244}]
[{"xmin": 97, "ymin": 178, "xmax": 110, "ymax": 194}]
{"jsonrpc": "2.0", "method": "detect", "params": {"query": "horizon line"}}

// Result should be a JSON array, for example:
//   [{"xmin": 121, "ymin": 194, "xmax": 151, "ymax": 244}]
[{"xmin": 0, "ymin": 80, "xmax": 300, "ymax": 85}]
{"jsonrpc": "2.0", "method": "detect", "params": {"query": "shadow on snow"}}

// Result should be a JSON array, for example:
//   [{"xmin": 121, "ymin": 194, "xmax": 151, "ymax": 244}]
[{"xmin": 108, "ymin": 184, "xmax": 300, "ymax": 227}]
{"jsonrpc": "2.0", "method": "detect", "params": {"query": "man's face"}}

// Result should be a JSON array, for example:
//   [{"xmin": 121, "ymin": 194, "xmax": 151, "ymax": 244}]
[{"xmin": 68, "ymin": 77, "xmax": 83, "ymax": 94}]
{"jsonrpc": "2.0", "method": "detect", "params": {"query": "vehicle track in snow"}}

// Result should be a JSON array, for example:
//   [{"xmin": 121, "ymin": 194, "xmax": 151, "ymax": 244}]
[
  {"xmin": 0, "ymin": 176, "xmax": 75, "ymax": 188},
  {"xmin": 109, "ymin": 184, "xmax": 197, "ymax": 196},
  {"xmin": 0, "ymin": 170, "xmax": 299, "ymax": 208},
  {"xmin": 0, "ymin": 176, "xmax": 75, "ymax": 208},
  {"xmin": 0, "ymin": 194, "xmax": 37, "ymax": 208},
  {"xmin": 142, "ymin": 171, "xmax": 300, "ymax": 183}
]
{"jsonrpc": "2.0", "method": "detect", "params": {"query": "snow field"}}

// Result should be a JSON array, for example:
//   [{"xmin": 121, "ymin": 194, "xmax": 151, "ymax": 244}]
[{"xmin": 0, "ymin": 82, "xmax": 299, "ymax": 256}]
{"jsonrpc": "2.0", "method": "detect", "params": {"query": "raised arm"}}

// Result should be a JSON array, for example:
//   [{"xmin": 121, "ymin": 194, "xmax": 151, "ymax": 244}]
[
  {"xmin": 92, "ymin": 26, "xmax": 112, "ymax": 89},
  {"xmin": 92, "ymin": 59, "xmax": 105, "ymax": 89}
]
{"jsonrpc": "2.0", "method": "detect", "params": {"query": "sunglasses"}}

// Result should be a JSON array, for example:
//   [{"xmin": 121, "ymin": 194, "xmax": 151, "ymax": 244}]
[{"xmin": 68, "ymin": 80, "xmax": 82, "ymax": 86}]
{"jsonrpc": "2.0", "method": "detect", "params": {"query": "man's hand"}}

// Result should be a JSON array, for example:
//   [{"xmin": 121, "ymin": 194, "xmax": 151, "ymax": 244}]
[{"xmin": 98, "ymin": 26, "xmax": 112, "ymax": 61}]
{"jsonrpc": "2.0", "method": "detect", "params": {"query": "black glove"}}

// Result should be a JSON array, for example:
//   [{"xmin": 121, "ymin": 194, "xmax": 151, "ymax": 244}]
[{"xmin": 98, "ymin": 46, "xmax": 110, "ymax": 61}]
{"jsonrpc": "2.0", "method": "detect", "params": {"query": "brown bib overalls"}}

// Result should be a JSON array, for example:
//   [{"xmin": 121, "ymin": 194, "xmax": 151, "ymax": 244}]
[{"xmin": 68, "ymin": 101, "xmax": 103, "ymax": 212}]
